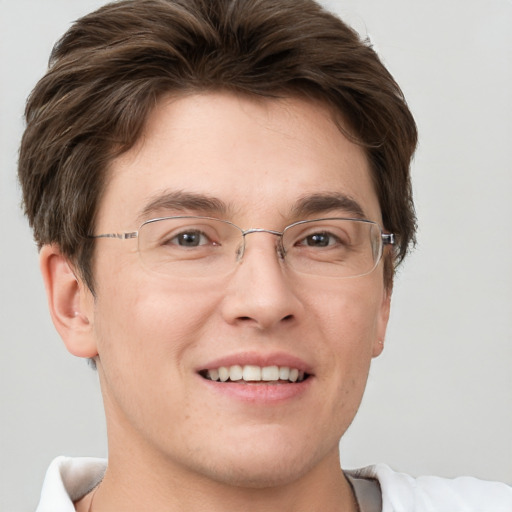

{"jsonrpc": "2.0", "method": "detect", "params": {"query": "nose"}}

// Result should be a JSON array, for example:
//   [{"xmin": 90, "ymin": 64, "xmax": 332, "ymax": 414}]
[{"xmin": 220, "ymin": 232, "xmax": 304, "ymax": 331}]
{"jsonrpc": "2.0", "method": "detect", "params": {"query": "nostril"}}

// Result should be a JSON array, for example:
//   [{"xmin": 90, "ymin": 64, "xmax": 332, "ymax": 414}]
[{"xmin": 237, "ymin": 314, "xmax": 293, "ymax": 322}]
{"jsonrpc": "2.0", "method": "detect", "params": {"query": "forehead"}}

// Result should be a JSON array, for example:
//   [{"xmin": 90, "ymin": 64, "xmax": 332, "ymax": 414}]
[{"xmin": 98, "ymin": 92, "xmax": 381, "ymax": 228}]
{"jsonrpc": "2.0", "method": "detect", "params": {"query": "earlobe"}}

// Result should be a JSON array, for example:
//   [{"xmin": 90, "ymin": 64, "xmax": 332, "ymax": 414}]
[{"xmin": 39, "ymin": 245, "xmax": 98, "ymax": 358}]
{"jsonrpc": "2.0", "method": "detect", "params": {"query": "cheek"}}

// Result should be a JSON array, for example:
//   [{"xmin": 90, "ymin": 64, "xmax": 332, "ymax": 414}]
[
  {"xmin": 297, "ymin": 281, "xmax": 384, "ymax": 445},
  {"xmin": 302, "ymin": 276, "xmax": 385, "ymax": 407},
  {"xmin": 307, "ymin": 277, "xmax": 385, "ymax": 353},
  {"xmin": 91, "ymin": 268, "xmax": 222, "ymax": 381},
  {"xmin": 90, "ymin": 273, "xmax": 224, "ymax": 437}
]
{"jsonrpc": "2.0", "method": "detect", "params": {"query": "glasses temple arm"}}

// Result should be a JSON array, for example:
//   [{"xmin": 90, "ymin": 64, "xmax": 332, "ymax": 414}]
[
  {"xmin": 381, "ymin": 233, "xmax": 395, "ymax": 246},
  {"xmin": 90, "ymin": 232, "xmax": 138, "ymax": 240}
]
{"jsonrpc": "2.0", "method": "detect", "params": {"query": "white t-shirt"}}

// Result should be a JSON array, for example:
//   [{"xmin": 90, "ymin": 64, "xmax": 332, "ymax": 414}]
[{"xmin": 36, "ymin": 456, "xmax": 512, "ymax": 512}]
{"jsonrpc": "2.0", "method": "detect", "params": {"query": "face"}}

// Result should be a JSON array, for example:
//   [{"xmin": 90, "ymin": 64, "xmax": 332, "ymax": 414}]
[{"xmin": 82, "ymin": 92, "xmax": 390, "ymax": 487}]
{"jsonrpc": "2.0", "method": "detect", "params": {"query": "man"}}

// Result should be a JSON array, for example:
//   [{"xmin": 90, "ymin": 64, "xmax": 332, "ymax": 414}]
[{"xmin": 18, "ymin": 0, "xmax": 512, "ymax": 510}]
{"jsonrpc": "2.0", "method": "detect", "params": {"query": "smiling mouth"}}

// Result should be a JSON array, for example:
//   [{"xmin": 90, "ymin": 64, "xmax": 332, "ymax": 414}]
[{"xmin": 199, "ymin": 365, "xmax": 310, "ymax": 383}]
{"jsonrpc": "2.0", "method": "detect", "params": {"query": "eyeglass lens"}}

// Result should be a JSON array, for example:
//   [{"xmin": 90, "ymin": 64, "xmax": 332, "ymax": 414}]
[{"xmin": 137, "ymin": 217, "xmax": 384, "ymax": 279}]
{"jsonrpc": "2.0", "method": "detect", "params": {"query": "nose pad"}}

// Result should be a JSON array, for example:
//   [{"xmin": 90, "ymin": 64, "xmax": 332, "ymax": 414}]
[
  {"xmin": 276, "ymin": 240, "xmax": 286, "ymax": 260},
  {"xmin": 235, "ymin": 239, "xmax": 245, "ymax": 262}
]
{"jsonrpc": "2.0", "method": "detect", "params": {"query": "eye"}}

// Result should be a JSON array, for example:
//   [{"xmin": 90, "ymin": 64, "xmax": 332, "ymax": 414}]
[
  {"xmin": 168, "ymin": 229, "xmax": 212, "ymax": 247},
  {"xmin": 297, "ymin": 231, "xmax": 344, "ymax": 248}
]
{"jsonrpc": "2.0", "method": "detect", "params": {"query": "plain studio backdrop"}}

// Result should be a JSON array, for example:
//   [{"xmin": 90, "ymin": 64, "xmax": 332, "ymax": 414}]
[{"xmin": 1, "ymin": 0, "xmax": 511, "ymax": 510}]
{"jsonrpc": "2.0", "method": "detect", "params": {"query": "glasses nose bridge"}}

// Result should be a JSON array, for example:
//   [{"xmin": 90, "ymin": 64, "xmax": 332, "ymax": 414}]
[{"xmin": 238, "ymin": 227, "xmax": 284, "ymax": 261}]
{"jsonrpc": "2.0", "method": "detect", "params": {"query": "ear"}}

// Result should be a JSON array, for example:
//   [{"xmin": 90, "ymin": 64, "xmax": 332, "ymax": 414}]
[
  {"xmin": 39, "ymin": 244, "xmax": 98, "ymax": 358},
  {"xmin": 372, "ymin": 284, "xmax": 392, "ymax": 358}
]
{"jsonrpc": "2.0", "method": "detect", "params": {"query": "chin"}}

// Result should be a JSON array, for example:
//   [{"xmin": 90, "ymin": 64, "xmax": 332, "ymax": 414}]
[
  {"xmin": 183, "ymin": 429, "xmax": 335, "ymax": 490},
  {"xmin": 200, "ymin": 454, "xmax": 317, "ymax": 489}
]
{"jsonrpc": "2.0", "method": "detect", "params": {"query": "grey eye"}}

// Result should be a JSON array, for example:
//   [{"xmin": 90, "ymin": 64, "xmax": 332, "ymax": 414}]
[{"xmin": 170, "ymin": 230, "xmax": 209, "ymax": 247}]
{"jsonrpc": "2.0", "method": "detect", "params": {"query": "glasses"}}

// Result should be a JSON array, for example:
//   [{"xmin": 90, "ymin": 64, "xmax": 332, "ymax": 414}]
[{"xmin": 92, "ymin": 216, "xmax": 394, "ymax": 279}]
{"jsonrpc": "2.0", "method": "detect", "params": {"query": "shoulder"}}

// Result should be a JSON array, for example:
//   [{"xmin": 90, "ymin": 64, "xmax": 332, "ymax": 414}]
[
  {"xmin": 36, "ymin": 456, "xmax": 107, "ymax": 512},
  {"xmin": 348, "ymin": 464, "xmax": 512, "ymax": 512}
]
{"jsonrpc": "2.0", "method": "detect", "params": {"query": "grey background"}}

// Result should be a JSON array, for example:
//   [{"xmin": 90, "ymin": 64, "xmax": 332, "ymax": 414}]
[{"xmin": 1, "ymin": 0, "xmax": 511, "ymax": 510}]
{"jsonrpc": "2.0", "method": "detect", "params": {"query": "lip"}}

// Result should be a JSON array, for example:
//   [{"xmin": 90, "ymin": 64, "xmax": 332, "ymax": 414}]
[
  {"xmin": 200, "ymin": 377, "xmax": 313, "ymax": 403},
  {"xmin": 196, "ymin": 351, "xmax": 314, "ymax": 404}
]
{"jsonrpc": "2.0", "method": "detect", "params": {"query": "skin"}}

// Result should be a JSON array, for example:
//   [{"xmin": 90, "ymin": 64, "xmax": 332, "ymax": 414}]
[{"xmin": 41, "ymin": 92, "xmax": 391, "ymax": 511}]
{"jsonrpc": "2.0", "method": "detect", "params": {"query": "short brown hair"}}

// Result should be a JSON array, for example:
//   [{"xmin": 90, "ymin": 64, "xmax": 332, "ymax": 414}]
[{"xmin": 18, "ymin": 0, "xmax": 417, "ymax": 290}]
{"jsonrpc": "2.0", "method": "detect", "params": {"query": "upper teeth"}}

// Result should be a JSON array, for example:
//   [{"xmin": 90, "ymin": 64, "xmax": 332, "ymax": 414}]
[{"xmin": 206, "ymin": 365, "xmax": 305, "ymax": 383}]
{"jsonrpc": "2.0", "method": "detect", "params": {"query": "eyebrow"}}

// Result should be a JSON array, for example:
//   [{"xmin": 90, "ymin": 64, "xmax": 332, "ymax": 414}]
[
  {"xmin": 137, "ymin": 190, "xmax": 230, "ymax": 223},
  {"xmin": 137, "ymin": 190, "xmax": 367, "ymax": 225},
  {"xmin": 290, "ymin": 193, "xmax": 367, "ymax": 220}
]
